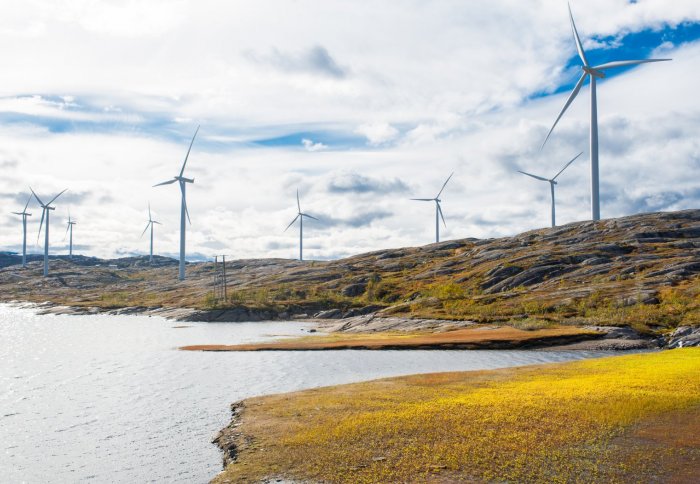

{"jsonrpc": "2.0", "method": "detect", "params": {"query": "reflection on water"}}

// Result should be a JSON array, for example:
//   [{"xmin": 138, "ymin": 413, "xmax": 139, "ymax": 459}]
[{"xmin": 0, "ymin": 304, "xmax": 622, "ymax": 483}]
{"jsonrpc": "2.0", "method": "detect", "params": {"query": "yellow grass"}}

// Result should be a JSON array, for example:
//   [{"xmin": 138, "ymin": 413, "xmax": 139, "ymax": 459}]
[{"xmin": 214, "ymin": 349, "xmax": 700, "ymax": 483}]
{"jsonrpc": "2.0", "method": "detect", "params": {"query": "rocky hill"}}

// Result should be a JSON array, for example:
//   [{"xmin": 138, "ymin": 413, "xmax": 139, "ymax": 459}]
[{"xmin": 1, "ymin": 210, "xmax": 699, "ymax": 334}]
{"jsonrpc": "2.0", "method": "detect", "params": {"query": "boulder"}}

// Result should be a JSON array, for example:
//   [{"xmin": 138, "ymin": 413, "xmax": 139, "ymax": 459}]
[
  {"xmin": 341, "ymin": 282, "xmax": 367, "ymax": 297},
  {"xmin": 314, "ymin": 309, "xmax": 342, "ymax": 319}
]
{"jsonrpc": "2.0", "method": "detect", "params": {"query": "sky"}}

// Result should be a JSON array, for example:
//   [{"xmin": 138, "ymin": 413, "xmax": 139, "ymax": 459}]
[{"xmin": 0, "ymin": 0, "xmax": 699, "ymax": 261}]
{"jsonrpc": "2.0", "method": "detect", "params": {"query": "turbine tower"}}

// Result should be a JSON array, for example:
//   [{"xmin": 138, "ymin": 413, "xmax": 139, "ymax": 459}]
[
  {"xmin": 284, "ymin": 189, "xmax": 318, "ymax": 261},
  {"xmin": 11, "ymin": 194, "xmax": 33, "ymax": 267},
  {"xmin": 30, "ymin": 187, "xmax": 68, "ymax": 277},
  {"xmin": 64, "ymin": 210, "xmax": 77, "ymax": 259},
  {"xmin": 141, "ymin": 203, "xmax": 161, "ymax": 263},
  {"xmin": 411, "ymin": 172, "xmax": 453, "ymax": 243},
  {"xmin": 518, "ymin": 152, "xmax": 583, "ymax": 227},
  {"xmin": 542, "ymin": 3, "xmax": 670, "ymax": 221},
  {"xmin": 154, "ymin": 126, "xmax": 199, "ymax": 281}
]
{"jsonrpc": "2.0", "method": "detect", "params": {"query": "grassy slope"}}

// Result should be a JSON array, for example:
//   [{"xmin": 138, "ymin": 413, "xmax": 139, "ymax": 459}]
[
  {"xmin": 214, "ymin": 348, "xmax": 700, "ymax": 483},
  {"xmin": 1, "ymin": 210, "xmax": 699, "ymax": 331}
]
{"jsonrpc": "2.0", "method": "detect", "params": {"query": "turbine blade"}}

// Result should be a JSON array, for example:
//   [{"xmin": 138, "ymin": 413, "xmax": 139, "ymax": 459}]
[
  {"xmin": 153, "ymin": 178, "xmax": 177, "ymax": 187},
  {"xmin": 47, "ymin": 188, "xmax": 68, "ymax": 206},
  {"xmin": 568, "ymin": 3, "xmax": 589, "ymax": 66},
  {"xmin": 303, "ymin": 214, "xmax": 319, "ymax": 221},
  {"xmin": 552, "ymin": 151, "xmax": 584, "ymax": 181},
  {"xmin": 179, "ymin": 125, "xmax": 200, "ymax": 178},
  {"xmin": 410, "ymin": 198, "xmax": 433, "ymax": 201},
  {"xmin": 23, "ymin": 194, "xmax": 32, "ymax": 212},
  {"xmin": 141, "ymin": 221, "xmax": 151, "ymax": 238},
  {"xmin": 37, "ymin": 209, "xmax": 45, "ymax": 243},
  {"xmin": 593, "ymin": 58, "xmax": 671, "ymax": 70},
  {"xmin": 148, "ymin": 202, "xmax": 152, "ymax": 222},
  {"xmin": 541, "ymin": 72, "xmax": 587, "ymax": 150},
  {"xmin": 29, "ymin": 187, "xmax": 45, "ymax": 207},
  {"xmin": 296, "ymin": 189, "xmax": 301, "ymax": 213},
  {"xmin": 153, "ymin": 221, "xmax": 162, "ymax": 225},
  {"xmin": 64, "ymin": 222, "xmax": 70, "ymax": 240},
  {"xmin": 12, "ymin": 212, "xmax": 23, "ymax": 215},
  {"xmin": 518, "ymin": 170, "xmax": 549, "ymax": 182},
  {"xmin": 284, "ymin": 214, "xmax": 300, "ymax": 232},
  {"xmin": 436, "ymin": 172, "xmax": 454, "ymax": 199},
  {"xmin": 437, "ymin": 202, "xmax": 446, "ymax": 227},
  {"xmin": 181, "ymin": 188, "xmax": 191, "ymax": 225}
]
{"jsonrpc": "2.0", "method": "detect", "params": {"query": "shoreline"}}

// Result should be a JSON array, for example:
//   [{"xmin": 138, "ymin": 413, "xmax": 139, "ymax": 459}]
[
  {"xmin": 180, "ymin": 326, "xmax": 622, "ymax": 352},
  {"xmin": 4, "ymin": 299, "xmax": 697, "ymax": 351}
]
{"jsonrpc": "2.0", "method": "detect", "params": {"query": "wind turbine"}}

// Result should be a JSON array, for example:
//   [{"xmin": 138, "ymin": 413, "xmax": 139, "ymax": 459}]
[
  {"xmin": 141, "ymin": 203, "xmax": 161, "ymax": 263},
  {"xmin": 30, "ymin": 187, "xmax": 68, "ymax": 277},
  {"xmin": 64, "ymin": 210, "xmax": 77, "ymax": 259},
  {"xmin": 542, "ymin": 3, "xmax": 670, "ymax": 221},
  {"xmin": 154, "ymin": 126, "xmax": 199, "ymax": 281},
  {"xmin": 11, "ymin": 194, "xmax": 33, "ymax": 267},
  {"xmin": 284, "ymin": 189, "xmax": 319, "ymax": 261},
  {"xmin": 411, "ymin": 172, "xmax": 453, "ymax": 243},
  {"xmin": 518, "ymin": 152, "xmax": 583, "ymax": 227}
]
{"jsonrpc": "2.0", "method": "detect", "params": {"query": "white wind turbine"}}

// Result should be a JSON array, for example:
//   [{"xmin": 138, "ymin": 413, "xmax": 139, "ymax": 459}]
[
  {"xmin": 11, "ymin": 194, "xmax": 32, "ymax": 267},
  {"xmin": 154, "ymin": 126, "xmax": 199, "ymax": 281},
  {"xmin": 284, "ymin": 189, "xmax": 319, "ymax": 261},
  {"xmin": 141, "ymin": 203, "xmax": 161, "ymax": 264},
  {"xmin": 64, "ymin": 210, "xmax": 77, "ymax": 259},
  {"xmin": 542, "ymin": 3, "xmax": 670, "ymax": 221},
  {"xmin": 518, "ymin": 152, "xmax": 583, "ymax": 228},
  {"xmin": 30, "ymin": 187, "xmax": 68, "ymax": 277},
  {"xmin": 411, "ymin": 172, "xmax": 453, "ymax": 243}
]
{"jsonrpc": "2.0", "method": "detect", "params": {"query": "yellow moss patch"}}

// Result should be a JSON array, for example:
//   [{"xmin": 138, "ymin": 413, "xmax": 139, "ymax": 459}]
[{"xmin": 214, "ymin": 349, "xmax": 700, "ymax": 483}]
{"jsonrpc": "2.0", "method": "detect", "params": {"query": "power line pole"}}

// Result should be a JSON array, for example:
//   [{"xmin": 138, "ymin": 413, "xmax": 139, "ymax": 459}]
[
  {"xmin": 213, "ymin": 254, "xmax": 229, "ymax": 303},
  {"xmin": 222, "ymin": 255, "xmax": 227, "ymax": 301}
]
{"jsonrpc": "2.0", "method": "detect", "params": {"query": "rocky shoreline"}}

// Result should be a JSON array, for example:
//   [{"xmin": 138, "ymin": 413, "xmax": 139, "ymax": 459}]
[{"xmin": 5, "ymin": 300, "xmax": 700, "ymax": 350}]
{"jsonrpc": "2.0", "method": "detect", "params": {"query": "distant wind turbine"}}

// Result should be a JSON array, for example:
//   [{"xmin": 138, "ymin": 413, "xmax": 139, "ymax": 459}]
[
  {"xmin": 518, "ymin": 152, "xmax": 583, "ymax": 227},
  {"xmin": 284, "ymin": 189, "xmax": 319, "ymax": 261},
  {"xmin": 411, "ymin": 172, "xmax": 453, "ymax": 243},
  {"xmin": 154, "ymin": 126, "xmax": 199, "ymax": 281},
  {"xmin": 141, "ymin": 203, "xmax": 161, "ymax": 263},
  {"xmin": 30, "ymin": 187, "xmax": 68, "ymax": 277},
  {"xmin": 11, "ymin": 194, "xmax": 33, "ymax": 267},
  {"xmin": 542, "ymin": 3, "xmax": 670, "ymax": 221},
  {"xmin": 64, "ymin": 210, "xmax": 77, "ymax": 259}
]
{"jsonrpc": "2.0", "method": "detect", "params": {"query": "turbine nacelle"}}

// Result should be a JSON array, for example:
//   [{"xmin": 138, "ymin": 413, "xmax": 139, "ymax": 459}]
[{"xmin": 582, "ymin": 66, "xmax": 605, "ymax": 78}]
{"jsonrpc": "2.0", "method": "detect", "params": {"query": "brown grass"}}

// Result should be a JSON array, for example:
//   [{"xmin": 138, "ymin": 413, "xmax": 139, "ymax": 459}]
[{"xmin": 180, "ymin": 326, "xmax": 600, "ymax": 351}]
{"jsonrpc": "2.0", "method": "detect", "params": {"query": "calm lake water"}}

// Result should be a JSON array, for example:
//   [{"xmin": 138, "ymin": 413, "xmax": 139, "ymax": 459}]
[{"xmin": 1, "ymin": 304, "xmax": 623, "ymax": 483}]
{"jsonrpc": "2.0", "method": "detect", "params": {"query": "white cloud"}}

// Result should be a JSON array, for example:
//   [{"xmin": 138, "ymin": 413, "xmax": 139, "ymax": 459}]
[
  {"xmin": 301, "ymin": 138, "xmax": 328, "ymax": 151},
  {"xmin": 0, "ymin": 1, "xmax": 698, "ymax": 261},
  {"xmin": 355, "ymin": 122, "xmax": 399, "ymax": 146}
]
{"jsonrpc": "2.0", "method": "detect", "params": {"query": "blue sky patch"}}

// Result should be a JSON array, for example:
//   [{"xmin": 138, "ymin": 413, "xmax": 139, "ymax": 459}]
[
  {"xmin": 253, "ymin": 130, "xmax": 366, "ymax": 150},
  {"xmin": 548, "ymin": 21, "xmax": 700, "ymax": 97}
]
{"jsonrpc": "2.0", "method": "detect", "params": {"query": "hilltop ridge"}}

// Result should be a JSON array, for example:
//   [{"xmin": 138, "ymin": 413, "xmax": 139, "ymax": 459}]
[{"xmin": 1, "ymin": 209, "xmax": 699, "ymax": 334}]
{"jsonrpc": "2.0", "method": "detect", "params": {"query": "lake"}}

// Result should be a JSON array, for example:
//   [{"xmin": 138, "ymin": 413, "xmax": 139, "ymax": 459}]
[{"xmin": 0, "ymin": 304, "xmax": 624, "ymax": 483}]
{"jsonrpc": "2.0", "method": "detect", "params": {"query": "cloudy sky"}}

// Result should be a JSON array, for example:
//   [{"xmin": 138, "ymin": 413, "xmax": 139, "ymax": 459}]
[{"xmin": 0, "ymin": 0, "xmax": 699, "ymax": 261}]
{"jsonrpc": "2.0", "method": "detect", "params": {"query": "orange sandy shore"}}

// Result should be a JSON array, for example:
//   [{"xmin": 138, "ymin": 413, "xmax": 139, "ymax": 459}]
[{"xmin": 180, "ymin": 326, "xmax": 601, "ymax": 351}]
